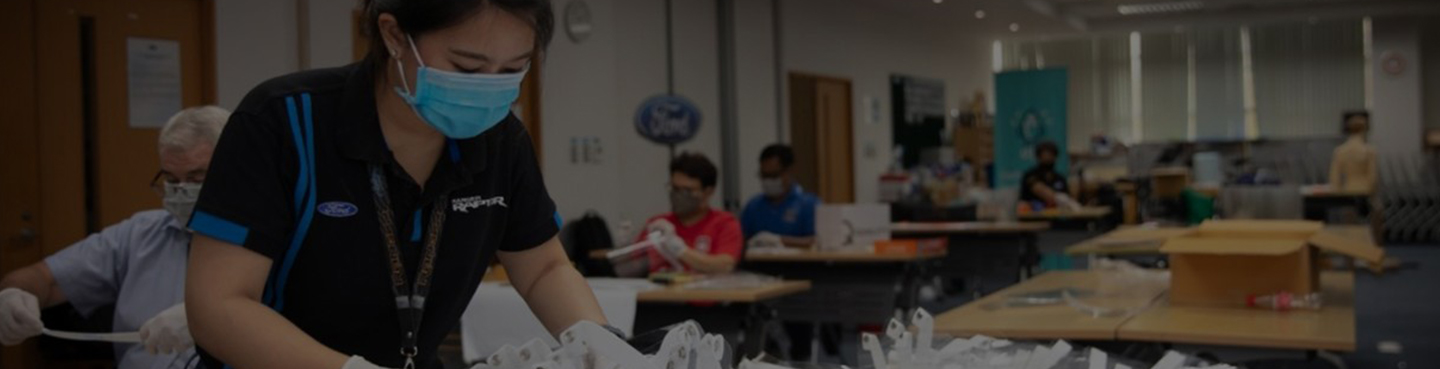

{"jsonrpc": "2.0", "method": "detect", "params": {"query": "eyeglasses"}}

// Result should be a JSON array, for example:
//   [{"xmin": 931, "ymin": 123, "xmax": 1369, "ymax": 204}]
[{"xmin": 150, "ymin": 170, "xmax": 205, "ymax": 195}]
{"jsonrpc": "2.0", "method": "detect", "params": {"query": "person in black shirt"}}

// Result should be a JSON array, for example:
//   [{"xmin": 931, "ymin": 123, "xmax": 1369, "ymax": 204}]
[
  {"xmin": 185, "ymin": 1, "xmax": 609, "ymax": 369},
  {"xmin": 1018, "ymin": 141, "xmax": 1076, "ymax": 209}
]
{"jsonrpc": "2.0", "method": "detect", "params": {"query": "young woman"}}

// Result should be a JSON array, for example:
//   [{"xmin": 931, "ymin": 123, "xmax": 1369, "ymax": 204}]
[{"xmin": 185, "ymin": 1, "xmax": 608, "ymax": 368}]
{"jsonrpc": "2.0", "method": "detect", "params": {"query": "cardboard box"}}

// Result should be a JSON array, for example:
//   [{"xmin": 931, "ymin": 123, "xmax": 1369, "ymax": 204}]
[
  {"xmin": 874, "ymin": 238, "xmax": 946, "ymax": 256},
  {"xmin": 1160, "ymin": 220, "xmax": 1384, "ymax": 308}
]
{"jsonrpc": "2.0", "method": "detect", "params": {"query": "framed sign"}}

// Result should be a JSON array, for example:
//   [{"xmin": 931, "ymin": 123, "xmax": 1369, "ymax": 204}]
[{"xmin": 633, "ymin": 94, "xmax": 702, "ymax": 145}]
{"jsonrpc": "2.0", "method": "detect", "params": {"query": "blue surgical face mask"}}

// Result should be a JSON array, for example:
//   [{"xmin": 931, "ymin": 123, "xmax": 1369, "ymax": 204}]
[{"xmin": 394, "ymin": 35, "xmax": 527, "ymax": 139}]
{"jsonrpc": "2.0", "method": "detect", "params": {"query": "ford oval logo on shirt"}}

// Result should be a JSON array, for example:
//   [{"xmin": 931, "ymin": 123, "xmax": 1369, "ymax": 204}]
[{"xmin": 317, "ymin": 201, "xmax": 359, "ymax": 218}]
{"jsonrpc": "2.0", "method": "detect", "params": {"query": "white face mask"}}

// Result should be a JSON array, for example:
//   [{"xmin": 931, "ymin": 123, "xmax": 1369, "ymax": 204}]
[
  {"xmin": 162, "ymin": 182, "xmax": 202, "ymax": 226},
  {"xmin": 761, "ymin": 178, "xmax": 787, "ymax": 198}
]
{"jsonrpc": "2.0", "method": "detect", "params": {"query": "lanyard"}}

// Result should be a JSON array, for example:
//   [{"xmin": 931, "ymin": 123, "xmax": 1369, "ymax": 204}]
[{"xmin": 368, "ymin": 165, "xmax": 449, "ymax": 369}]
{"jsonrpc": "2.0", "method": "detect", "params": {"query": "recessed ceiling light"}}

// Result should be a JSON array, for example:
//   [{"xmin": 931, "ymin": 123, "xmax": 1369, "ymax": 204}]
[
  {"xmin": 1117, "ymin": 1, "xmax": 1203, "ymax": 16},
  {"xmin": 975, "ymin": 10, "xmax": 986, "ymax": 19},
  {"xmin": 933, "ymin": 0, "xmax": 943, "ymax": 4},
  {"xmin": 1010, "ymin": 23, "xmax": 1020, "ymax": 32}
]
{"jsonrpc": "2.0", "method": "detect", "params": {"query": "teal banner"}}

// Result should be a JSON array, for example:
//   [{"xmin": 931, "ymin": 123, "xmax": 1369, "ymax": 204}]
[{"xmin": 994, "ymin": 69, "xmax": 1068, "ymax": 189}]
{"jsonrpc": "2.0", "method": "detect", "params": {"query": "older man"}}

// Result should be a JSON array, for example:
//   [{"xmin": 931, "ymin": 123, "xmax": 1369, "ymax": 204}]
[{"xmin": 0, "ymin": 106, "xmax": 230, "ymax": 369}]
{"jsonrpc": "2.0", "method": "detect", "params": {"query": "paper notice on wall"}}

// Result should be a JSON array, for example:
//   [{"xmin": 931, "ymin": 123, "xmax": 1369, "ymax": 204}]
[{"xmin": 127, "ymin": 37, "xmax": 183, "ymax": 129}]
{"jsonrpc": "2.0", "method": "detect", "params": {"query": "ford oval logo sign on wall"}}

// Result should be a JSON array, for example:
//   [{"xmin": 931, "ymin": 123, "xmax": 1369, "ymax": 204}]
[
  {"xmin": 317, "ymin": 201, "xmax": 359, "ymax": 218},
  {"xmin": 634, "ymin": 95, "xmax": 702, "ymax": 145}
]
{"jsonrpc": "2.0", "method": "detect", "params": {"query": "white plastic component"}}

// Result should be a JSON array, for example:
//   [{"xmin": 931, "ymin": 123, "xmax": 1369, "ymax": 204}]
[
  {"xmin": 1150, "ymin": 351, "xmax": 1187, "ymax": 369},
  {"xmin": 518, "ymin": 339, "xmax": 553, "ymax": 367},
  {"xmin": 886, "ymin": 318, "xmax": 906, "ymax": 341},
  {"xmin": 911, "ymin": 309, "xmax": 935, "ymax": 357},
  {"xmin": 1116, "ymin": 365, "xmax": 1133, "ymax": 369},
  {"xmin": 1088, "ymin": 348, "xmax": 1108, "ymax": 369},
  {"xmin": 489, "ymin": 346, "xmax": 521, "ymax": 369},
  {"xmin": 862, "ymin": 333, "xmax": 888, "ymax": 369}
]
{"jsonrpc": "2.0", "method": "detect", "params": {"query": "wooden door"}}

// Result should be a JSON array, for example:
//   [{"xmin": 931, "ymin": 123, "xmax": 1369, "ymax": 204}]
[
  {"xmin": 814, "ymin": 78, "xmax": 855, "ymax": 203},
  {"xmin": 0, "ymin": 0, "xmax": 43, "ymax": 366},
  {"xmin": 4, "ymin": 0, "xmax": 213, "ymax": 366},
  {"xmin": 789, "ymin": 73, "xmax": 855, "ymax": 203}
]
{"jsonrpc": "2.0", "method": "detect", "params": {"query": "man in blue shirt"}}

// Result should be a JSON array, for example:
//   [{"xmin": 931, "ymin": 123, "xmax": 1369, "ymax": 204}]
[
  {"xmin": 740, "ymin": 144, "xmax": 818, "ymax": 249},
  {"xmin": 0, "ymin": 106, "xmax": 229, "ymax": 369}
]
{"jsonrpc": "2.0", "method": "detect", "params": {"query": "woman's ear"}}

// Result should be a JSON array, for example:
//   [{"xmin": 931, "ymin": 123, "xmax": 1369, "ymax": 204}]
[{"xmin": 376, "ymin": 13, "xmax": 404, "ymax": 58}]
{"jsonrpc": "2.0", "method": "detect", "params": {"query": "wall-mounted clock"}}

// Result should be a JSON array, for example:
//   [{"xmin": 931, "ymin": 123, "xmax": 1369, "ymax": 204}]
[
  {"xmin": 565, "ymin": 0, "xmax": 593, "ymax": 44},
  {"xmin": 1381, "ymin": 50, "xmax": 1406, "ymax": 76}
]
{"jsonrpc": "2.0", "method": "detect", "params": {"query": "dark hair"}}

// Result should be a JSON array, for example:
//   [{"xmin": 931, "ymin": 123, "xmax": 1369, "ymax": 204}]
[
  {"xmin": 670, "ymin": 153, "xmax": 719, "ymax": 189},
  {"xmin": 361, "ymin": 0, "xmax": 554, "ymax": 69},
  {"xmin": 759, "ymin": 144, "xmax": 795, "ymax": 169},
  {"xmin": 1034, "ymin": 141, "xmax": 1060, "ymax": 158},
  {"xmin": 1342, "ymin": 110, "xmax": 1369, "ymax": 134}
]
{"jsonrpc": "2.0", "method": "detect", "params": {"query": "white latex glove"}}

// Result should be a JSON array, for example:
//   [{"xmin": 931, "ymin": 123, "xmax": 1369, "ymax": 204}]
[
  {"xmin": 139, "ymin": 303, "xmax": 191, "ymax": 354},
  {"xmin": 747, "ymin": 232, "xmax": 784, "ymax": 250},
  {"xmin": 340, "ymin": 356, "xmax": 396, "ymax": 369},
  {"xmin": 657, "ymin": 236, "xmax": 690, "ymax": 260},
  {"xmin": 1054, "ymin": 194, "xmax": 1083, "ymax": 211},
  {"xmin": 646, "ymin": 219, "xmax": 678, "ymax": 239},
  {"xmin": 0, "ymin": 288, "xmax": 43, "ymax": 346}
]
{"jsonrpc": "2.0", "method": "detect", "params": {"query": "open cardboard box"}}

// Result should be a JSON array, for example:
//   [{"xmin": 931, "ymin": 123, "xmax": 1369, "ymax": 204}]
[{"xmin": 1159, "ymin": 220, "xmax": 1384, "ymax": 308}]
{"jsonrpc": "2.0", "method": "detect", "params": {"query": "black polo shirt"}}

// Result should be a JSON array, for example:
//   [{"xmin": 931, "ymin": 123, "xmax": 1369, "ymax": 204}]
[
  {"xmin": 1019, "ymin": 166, "xmax": 1069, "ymax": 203},
  {"xmin": 190, "ymin": 61, "xmax": 558, "ymax": 368}
]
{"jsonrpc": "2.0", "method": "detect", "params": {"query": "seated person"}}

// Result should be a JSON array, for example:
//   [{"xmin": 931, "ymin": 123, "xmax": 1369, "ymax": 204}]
[
  {"xmin": 1019, "ymin": 141, "xmax": 1079, "ymax": 209},
  {"xmin": 0, "ymin": 106, "xmax": 230, "ymax": 368},
  {"xmin": 1329, "ymin": 111, "xmax": 1377, "ymax": 194},
  {"xmin": 637, "ymin": 153, "xmax": 743, "ymax": 274},
  {"xmin": 740, "ymin": 144, "xmax": 818, "ymax": 249}
]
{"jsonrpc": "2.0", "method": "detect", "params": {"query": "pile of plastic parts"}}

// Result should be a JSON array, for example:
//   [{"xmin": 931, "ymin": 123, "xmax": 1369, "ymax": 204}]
[
  {"xmin": 740, "ymin": 309, "xmax": 1238, "ymax": 369},
  {"xmin": 470, "ymin": 320, "xmax": 731, "ymax": 369},
  {"xmin": 472, "ymin": 309, "xmax": 1240, "ymax": 369}
]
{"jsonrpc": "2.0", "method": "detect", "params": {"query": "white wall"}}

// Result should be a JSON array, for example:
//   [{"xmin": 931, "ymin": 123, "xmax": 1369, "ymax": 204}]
[
  {"xmin": 779, "ymin": 0, "xmax": 994, "ymax": 203},
  {"xmin": 212, "ymin": 0, "xmax": 996, "ymax": 232},
  {"xmin": 1370, "ymin": 16, "xmax": 1425, "ymax": 155},
  {"xmin": 214, "ymin": 0, "xmax": 356, "ymax": 109},
  {"xmin": 215, "ymin": 0, "xmax": 298, "ymax": 109},
  {"xmin": 541, "ymin": 0, "xmax": 729, "ymax": 233}
]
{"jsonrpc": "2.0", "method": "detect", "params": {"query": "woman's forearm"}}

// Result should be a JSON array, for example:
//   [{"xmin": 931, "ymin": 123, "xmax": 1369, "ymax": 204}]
[
  {"xmin": 187, "ymin": 236, "xmax": 350, "ymax": 369},
  {"xmin": 189, "ymin": 295, "xmax": 349, "ymax": 369},
  {"xmin": 502, "ymin": 237, "xmax": 608, "ymax": 337},
  {"xmin": 516, "ymin": 260, "xmax": 607, "ymax": 336}
]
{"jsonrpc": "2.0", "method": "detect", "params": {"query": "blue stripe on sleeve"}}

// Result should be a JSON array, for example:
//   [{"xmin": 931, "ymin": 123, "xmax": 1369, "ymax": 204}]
[{"xmin": 190, "ymin": 211, "xmax": 250, "ymax": 246}]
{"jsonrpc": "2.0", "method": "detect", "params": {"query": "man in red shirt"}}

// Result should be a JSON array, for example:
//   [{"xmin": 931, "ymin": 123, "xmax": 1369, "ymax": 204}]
[{"xmin": 637, "ymin": 153, "xmax": 743, "ymax": 274}]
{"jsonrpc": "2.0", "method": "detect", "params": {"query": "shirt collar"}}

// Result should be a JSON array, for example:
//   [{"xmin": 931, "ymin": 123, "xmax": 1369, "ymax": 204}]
[{"xmin": 335, "ymin": 60, "xmax": 488, "ymax": 177}]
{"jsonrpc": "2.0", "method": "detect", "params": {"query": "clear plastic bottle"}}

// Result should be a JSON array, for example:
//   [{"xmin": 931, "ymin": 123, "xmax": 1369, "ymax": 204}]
[{"xmin": 1247, "ymin": 292, "xmax": 1323, "ymax": 311}]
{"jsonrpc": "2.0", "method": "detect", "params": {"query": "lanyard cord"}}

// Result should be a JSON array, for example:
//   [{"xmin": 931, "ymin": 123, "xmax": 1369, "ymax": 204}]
[{"xmin": 368, "ymin": 165, "xmax": 449, "ymax": 368}]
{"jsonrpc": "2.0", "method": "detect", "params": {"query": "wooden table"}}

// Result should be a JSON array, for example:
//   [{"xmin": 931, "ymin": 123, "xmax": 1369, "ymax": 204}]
[
  {"xmin": 891, "ymin": 221, "xmax": 1052, "ymax": 293},
  {"xmin": 932, "ymin": 271, "xmax": 1164, "ymax": 340},
  {"xmin": 978, "ymin": 207, "xmax": 1113, "ymax": 221},
  {"xmin": 1064, "ymin": 227, "xmax": 1192, "ymax": 257},
  {"xmin": 891, "ymin": 221, "xmax": 1051, "ymax": 235},
  {"xmin": 935, "ymin": 270, "xmax": 1359, "ymax": 353},
  {"xmin": 1118, "ymin": 271, "xmax": 1357, "ymax": 352},
  {"xmin": 635, "ymin": 280, "xmax": 811, "ymax": 303},
  {"xmin": 744, "ymin": 248, "xmax": 945, "ymax": 263},
  {"xmin": 1066, "ymin": 225, "xmax": 1376, "ymax": 258},
  {"xmin": 631, "ymin": 280, "xmax": 810, "ymax": 358},
  {"xmin": 745, "ymin": 249, "xmax": 946, "ymax": 325}
]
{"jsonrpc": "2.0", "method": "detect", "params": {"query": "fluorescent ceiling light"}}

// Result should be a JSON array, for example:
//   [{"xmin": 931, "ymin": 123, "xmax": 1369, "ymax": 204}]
[{"xmin": 1117, "ymin": 1, "xmax": 1204, "ymax": 15}]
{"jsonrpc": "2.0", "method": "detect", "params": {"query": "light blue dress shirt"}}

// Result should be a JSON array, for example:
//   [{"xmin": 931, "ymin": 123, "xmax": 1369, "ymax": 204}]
[{"xmin": 45, "ymin": 209, "xmax": 194, "ymax": 369}]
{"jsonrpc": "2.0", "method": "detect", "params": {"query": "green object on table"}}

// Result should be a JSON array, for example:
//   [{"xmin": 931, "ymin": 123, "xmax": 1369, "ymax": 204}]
[
  {"xmin": 1183, "ymin": 189, "xmax": 1215, "ymax": 225},
  {"xmin": 1039, "ymin": 253, "xmax": 1075, "ymax": 272}
]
